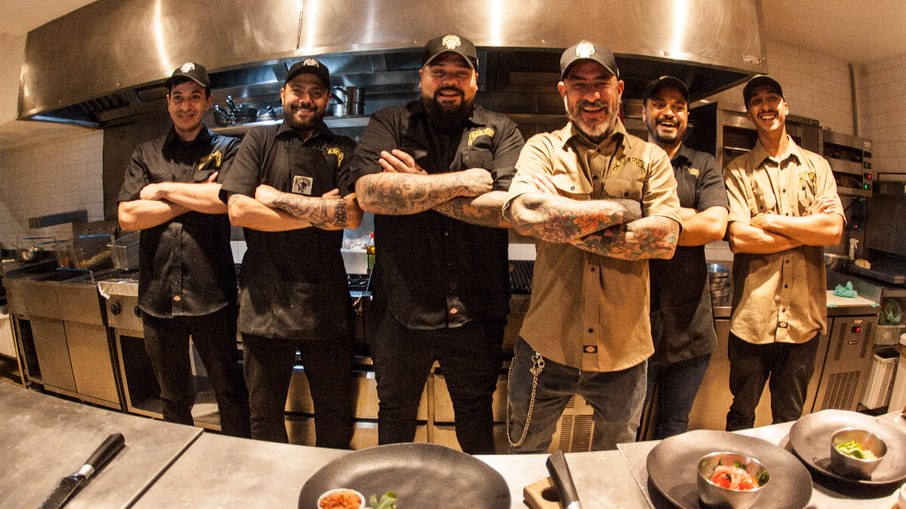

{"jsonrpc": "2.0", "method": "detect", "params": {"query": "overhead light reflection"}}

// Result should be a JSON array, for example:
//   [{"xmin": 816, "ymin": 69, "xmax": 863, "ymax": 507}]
[
  {"xmin": 487, "ymin": 0, "xmax": 504, "ymax": 46},
  {"xmin": 669, "ymin": 0, "xmax": 690, "ymax": 58},
  {"xmin": 153, "ymin": 0, "xmax": 172, "ymax": 72}
]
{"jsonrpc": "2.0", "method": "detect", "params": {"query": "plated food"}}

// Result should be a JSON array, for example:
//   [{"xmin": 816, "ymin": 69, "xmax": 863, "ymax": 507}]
[
  {"xmin": 646, "ymin": 430, "xmax": 812, "ymax": 509},
  {"xmin": 789, "ymin": 409, "xmax": 906, "ymax": 488},
  {"xmin": 697, "ymin": 452, "xmax": 769, "ymax": 509},
  {"xmin": 829, "ymin": 427, "xmax": 888, "ymax": 479},
  {"xmin": 317, "ymin": 488, "xmax": 364, "ymax": 509}
]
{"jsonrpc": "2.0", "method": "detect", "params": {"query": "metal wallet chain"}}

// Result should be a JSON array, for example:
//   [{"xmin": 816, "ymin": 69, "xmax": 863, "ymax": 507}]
[{"xmin": 506, "ymin": 351, "xmax": 545, "ymax": 448}]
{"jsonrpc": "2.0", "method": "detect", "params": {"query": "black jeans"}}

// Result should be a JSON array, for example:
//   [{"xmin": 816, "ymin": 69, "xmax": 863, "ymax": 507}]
[
  {"xmin": 142, "ymin": 306, "xmax": 251, "ymax": 437},
  {"xmin": 242, "ymin": 334, "xmax": 354, "ymax": 448},
  {"xmin": 726, "ymin": 332, "xmax": 819, "ymax": 431},
  {"xmin": 370, "ymin": 314, "xmax": 504, "ymax": 454},
  {"xmin": 644, "ymin": 353, "xmax": 711, "ymax": 439}
]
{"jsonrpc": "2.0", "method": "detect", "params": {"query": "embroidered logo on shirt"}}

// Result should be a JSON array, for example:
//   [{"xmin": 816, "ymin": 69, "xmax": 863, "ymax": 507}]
[
  {"xmin": 798, "ymin": 170, "xmax": 816, "ymax": 186},
  {"xmin": 467, "ymin": 127, "xmax": 496, "ymax": 146},
  {"xmin": 611, "ymin": 156, "xmax": 646, "ymax": 176},
  {"xmin": 687, "ymin": 167, "xmax": 700, "ymax": 177},
  {"xmin": 291, "ymin": 175, "xmax": 314, "ymax": 195},
  {"xmin": 196, "ymin": 151, "xmax": 223, "ymax": 171},
  {"xmin": 325, "ymin": 147, "xmax": 344, "ymax": 168}
]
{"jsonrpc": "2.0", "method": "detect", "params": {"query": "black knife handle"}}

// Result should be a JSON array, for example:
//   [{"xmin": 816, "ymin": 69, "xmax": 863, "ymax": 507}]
[
  {"xmin": 84, "ymin": 433, "xmax": 125, "ymax": 478},
  {"xmin": 546, "ymin": 450, "xmax": 581, "ymax": 509}
]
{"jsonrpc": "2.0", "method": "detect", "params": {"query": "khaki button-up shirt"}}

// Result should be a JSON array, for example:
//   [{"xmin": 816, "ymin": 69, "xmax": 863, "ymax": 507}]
[
  {"xmin": 724, "ymin": 136, "xmax": 844, "ymax": 345},
  {"xmin": 507, "ymin": 119, "xmax": 681, "ymax": 371}
]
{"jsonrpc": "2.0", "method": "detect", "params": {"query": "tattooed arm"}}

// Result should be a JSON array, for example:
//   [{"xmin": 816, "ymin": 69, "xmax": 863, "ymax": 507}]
[
  {"xmin": 374, "ymin": 148, "xmax": 509, "ymax": 227},
  {"xmin": 254, "ymin": 186, "xmax": 363, "ymax": 230},
  {"xmin": 570, "ymin": 216, "xmax": 680, "ymax": 260},
  {"xmin": 355, "ymin": 168, "xmax": 493, "ymax": 215}
]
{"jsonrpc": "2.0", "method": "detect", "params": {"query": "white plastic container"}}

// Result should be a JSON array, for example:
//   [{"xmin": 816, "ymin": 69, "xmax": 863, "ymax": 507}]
[
  {"xmin": 861, "ymin": 349, "xmax": 898, "ymax": 409},
  {"xmin": 0, "ymin": 311, "xmax": 16, "ymax": 358}
]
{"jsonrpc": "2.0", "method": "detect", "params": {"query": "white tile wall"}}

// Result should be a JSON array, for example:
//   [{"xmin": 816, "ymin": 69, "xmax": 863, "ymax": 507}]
[
  {"xmin": 0, "ymin": 129, "xmax": 104, "ymax": 246},
  {"xmin": 859, "ymin": 53, "xmax": 906, "ymax": 172},
  {"xmin": 706, "ymin": 41, "xmax": 856, "ymax": 135}
]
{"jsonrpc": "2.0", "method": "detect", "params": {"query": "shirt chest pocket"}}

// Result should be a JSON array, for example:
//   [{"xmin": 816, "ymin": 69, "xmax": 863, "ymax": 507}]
[
  {"xmin": 796, "ymin": 170, "xmax": 818, "ymax": 214},
  {"xmin": 460, "ymin": 148, "xmax": 493, "ymax": 171},
  {"xmin": 602, "ymin": 171, "xmax": 644, "ymax": 201},
  {"xmin": 288, "ymin": 148, "xmax": 335, "ymax": 196},
  {"xmin": 749, "ymin": 187, "xmax": 777, "ymax": 215}
]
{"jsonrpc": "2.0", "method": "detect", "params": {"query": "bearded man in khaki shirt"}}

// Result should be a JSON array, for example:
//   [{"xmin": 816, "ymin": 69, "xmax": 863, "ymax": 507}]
[
  {"xmin": 724, "ymin": 75, "xmax": 844, "ymax": 430},
  {"xmin": 504, "ymin": 41, "xmax": 681, "ymax": 452}
]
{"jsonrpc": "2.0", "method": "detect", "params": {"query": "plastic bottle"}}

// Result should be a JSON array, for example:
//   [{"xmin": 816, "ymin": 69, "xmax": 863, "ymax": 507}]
[{"xmin": 366, "ymin": 232, "xmax": 376, "ymax": 273}]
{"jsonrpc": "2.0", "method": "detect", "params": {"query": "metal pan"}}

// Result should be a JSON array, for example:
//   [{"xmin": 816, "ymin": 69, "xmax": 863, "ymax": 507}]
[
  {"xmin": 298, "ymin": 443, "xmax": 510, "ymax": 509},
  {"xmin": 646, "ymin": 429, "xmax": 812, "ymax": 509}
]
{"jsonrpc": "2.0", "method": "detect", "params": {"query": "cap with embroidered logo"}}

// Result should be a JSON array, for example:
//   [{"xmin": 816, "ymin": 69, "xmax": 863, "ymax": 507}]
[
  {"xmin": 560, "ymin": 40, "xmax": 619, "ymax": 79},
  {"xmin": 743, "ymin": 74, "xmax": 784, "ymax": 107},
  {"xmin": 285, "ymin": 58, "xmax": 331, "ymax": 88},
  {"xmin": 166, "ymin": 62, "xmax": 210, "ymax": 91},
  {"xmin": 423, "ymin": 33, "xmax": 478, "ymax": 70},
  {"xmin": 643, "ymin": 76, "xmax": 689, "ymax": 104}
]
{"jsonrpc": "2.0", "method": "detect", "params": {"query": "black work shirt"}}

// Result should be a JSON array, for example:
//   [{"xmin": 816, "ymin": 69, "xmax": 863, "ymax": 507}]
[
  {"xmin": 117, "ymin": 126, "xmax": 239, "ymax": 318},
  {"xmin": 648, "ymin": 144, "xmax": 729, "ymax": 365},
  {"xmin": 347, "ymin": 101, "xmax": 525, "ymax": 330},
  {"xmin": 220, "ymin": 121, "xmax": 356, "ymax": 340}
]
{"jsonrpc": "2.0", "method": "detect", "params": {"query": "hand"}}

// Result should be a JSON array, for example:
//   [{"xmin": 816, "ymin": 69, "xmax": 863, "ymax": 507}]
[
  {"xmin": 342, "ymin": 193, "xmax": 364, "ymax": 227},
  {"xmin": 139, "ymin": 183, "xmax": 165, "ymax": 201},
  {"xmin": 531, "ymin": 174, "xmax": 562, "ymax": 196},
  {"xmin": 456, "ymin": 168, "xmax": 494, "ymax": 197},
  {"xmin": 807, "ymin": 195, "xmax": 840, "ymax": 215},
  {"xmin": 255, "ymin": 184, "xmax": 281, "ymax": 207},
  {"xmin": 378, "ymin": 149, "xmax": 427, "ymax": 174},
  {"xmin": 321, "ymin": 188, "xmax": 340, "ymax": 199},
  {"xmin": 206, "ymin": 171, "xmax": 219, "ymax": 183},
  {"xmin": 750, "ymin": 213, "xmax": 778, "ymax": 231}
]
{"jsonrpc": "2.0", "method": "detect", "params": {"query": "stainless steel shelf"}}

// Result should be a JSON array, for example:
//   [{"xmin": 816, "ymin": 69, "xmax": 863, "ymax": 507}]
[{"xmin": 211, "ymin": 116, "xmax": 370, "ymax": 136}]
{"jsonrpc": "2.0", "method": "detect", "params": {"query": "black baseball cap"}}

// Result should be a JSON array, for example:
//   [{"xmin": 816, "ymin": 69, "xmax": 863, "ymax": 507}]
[
  {"xmin": 560, "ymin": 40, "xmax": 619, "ymax": 79},
  {"xmin": 165, "ymin": 62, "xmax": 210, "ymax": 91},
  {"xmin": 285, "ymin": 58, "xmax": 331, "ymax": 88},
  {"xmin": 423, "ymin": 33, "xmax": 478, "ymax": 70},
  {"xmin": 743, "ymin": 74, "xmax": 783, "ymax": 106},
  {"xmin": 643, "ymin": 76, "xmax": 689, "ymax": 104}
]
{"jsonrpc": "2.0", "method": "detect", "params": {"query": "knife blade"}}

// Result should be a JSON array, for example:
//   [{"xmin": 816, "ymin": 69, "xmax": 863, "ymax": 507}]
[
  {"xmin": 38, "ymin": 433, "xmax": 126, "ymax": 509},
  {"xmin": 546, "ymin": 450, "xmax": 581, "ymax": 509}
]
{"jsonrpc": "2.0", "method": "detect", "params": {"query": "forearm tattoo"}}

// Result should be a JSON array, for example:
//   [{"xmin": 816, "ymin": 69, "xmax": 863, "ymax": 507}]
[
  {"xmin": 570, "ymin": 219, "xmax": 679, "ymax": 260},
  {"xmin": 512, "ymin": 195, "xmax": 639, "ymax": 243},
  {"xmin": 434, "ymin": 196, "xmax": 509, "ymax": 228},
  {"xmin": 274, "ymin": 193, "xmax": 349, "ymax": 228},
  {"xmin": 360, "ymin": 174, "xmax": 465, "ymax": 215}
]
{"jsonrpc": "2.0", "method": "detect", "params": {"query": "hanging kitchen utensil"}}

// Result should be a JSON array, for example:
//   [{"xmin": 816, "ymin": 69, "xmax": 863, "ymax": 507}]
[
  {"xmin": 225, "ymin": 96, "xmax": 258, "ymax": 123},
  {"xmin": 213, "ymin": 104, "xmax": 234, "ymax": 126},
  {"xmin": 38, "ymin": 433, "xmax": 125, "ymax": 509}
]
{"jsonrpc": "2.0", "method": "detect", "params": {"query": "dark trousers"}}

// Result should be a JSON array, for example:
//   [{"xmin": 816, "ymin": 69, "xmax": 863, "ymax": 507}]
[
  {"xmin": 370, "ymin": 314, "xmax": 504, "ymax": 454},
  {"xmin": 142, "ymin": 306, "xmax": 251, "ymax": 437},
  {"xmin": 242, "ymin": 334, "xmax": 354, "ymax": 448},
  {"xmin": 726, "ymin": 332, "xmax": 819, "ymax": 431},
  {"xmin": 644, "ymin": 353, "xmax": 711, "ymax": 439}
]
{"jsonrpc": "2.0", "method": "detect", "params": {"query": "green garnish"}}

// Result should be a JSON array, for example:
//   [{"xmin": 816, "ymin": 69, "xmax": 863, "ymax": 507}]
[
  {"xmin": 835, "ymin": 440, "xmax": 878, "ymax": 460},
  {"xmin": 368, "ymin": 491, "xmax": 397, "ymax": 509}
]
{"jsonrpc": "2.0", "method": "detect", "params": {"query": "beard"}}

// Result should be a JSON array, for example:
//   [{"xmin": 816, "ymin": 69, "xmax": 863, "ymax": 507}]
[
  {"xmin": 565, "ymin": 96, "xmax": 617, "ymax": 141},
  {"xmin": 422, "ymin": 86, "xmax": 473, "ymax": 128},
  {"xmin": 650, "ymin": 120, "xmax": 683, "ymax": 146},
  {"xmin": 284, "ymin": 103, "xmax": 325, "ymax": 131}
]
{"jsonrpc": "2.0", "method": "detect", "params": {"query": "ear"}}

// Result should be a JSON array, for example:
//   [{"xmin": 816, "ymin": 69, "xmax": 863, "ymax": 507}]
[
  {"xmin": 557, "ymin": 81, "xmax": 567, "ymax": 98},
  {"xmin": 280, "ymin": 86, "xmax": 286, "ymax": 103}
]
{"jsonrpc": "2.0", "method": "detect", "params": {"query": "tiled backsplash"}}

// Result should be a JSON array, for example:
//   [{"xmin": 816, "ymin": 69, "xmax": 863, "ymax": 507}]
[{"xmin": 0, "ymin": 129, "xmax": 104, "ymax": 246}]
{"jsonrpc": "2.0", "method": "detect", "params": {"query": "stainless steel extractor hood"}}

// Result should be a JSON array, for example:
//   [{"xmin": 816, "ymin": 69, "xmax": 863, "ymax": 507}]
[{"xmin": 19, "ymin": 0, "xmax": 767, "ymax": 128}]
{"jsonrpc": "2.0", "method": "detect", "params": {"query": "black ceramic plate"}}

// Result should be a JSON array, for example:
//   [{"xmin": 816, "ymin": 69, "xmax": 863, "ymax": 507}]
[
  {"xmin": 646, "ymin": 430, "xmax": 812, "ymax": 509},
  {"xmin": 789, "ymin": 409, "xmax": 906, "ymax": 487},
  {"xmin": 298, "ymin": 443, "xmax": 510, "ymax": 509}
]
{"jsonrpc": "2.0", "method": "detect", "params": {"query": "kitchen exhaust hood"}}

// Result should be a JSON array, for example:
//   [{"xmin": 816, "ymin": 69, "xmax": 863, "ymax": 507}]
[{"xmin": 18, "ymin": 0, "xmax": 767, "ymax": 128}]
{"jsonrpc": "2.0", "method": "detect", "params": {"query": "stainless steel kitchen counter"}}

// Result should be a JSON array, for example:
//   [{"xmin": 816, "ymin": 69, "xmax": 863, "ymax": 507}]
[{"xmin": 0, "ymin": 383, "xmax": 201, "ymax": 509}]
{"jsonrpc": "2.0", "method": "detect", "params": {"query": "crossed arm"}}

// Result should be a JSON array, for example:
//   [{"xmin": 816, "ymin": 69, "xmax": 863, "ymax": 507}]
[
  {"xmin": 727, "ymin": 196, "xmax": 843, "ymax": 254},
  {"xmin": 228, "ymin": 187, "xmax": 362, "ymax": 232},
  {"xmin": 508, "ymin": 174, "xmax": 679, "ymax": 260},
  {"xmin": 355, "ymin": 149, "xmax": 509, "ymax": 228},
  {"xmin": 118, "ymin": 173, "xmax": 225, "ymax": 231}
]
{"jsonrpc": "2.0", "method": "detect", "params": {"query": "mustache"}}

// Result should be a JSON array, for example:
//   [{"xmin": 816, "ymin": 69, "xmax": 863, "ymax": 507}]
[
  {"xmin": 577, "ymin": 99, "xmax": 607, "ymax": 110},
  {"xmin": 435, "ymin": 85, "xmax": 464, "ymax": 97}
]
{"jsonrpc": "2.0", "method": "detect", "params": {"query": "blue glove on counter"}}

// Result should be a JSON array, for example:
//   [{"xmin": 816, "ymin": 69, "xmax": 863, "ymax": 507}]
[{"xmin": 834, "ymin": 281, "xmax": 858, "ymax": 298}]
